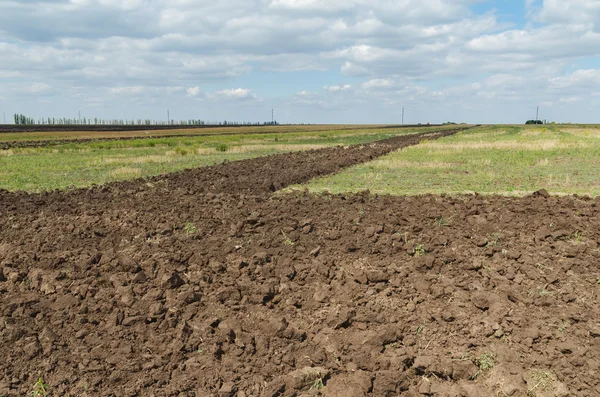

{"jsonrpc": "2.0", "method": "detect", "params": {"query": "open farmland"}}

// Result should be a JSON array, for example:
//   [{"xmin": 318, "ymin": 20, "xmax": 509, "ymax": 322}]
[
  {"xmin": 0, "ymin": 125, "xmax": 599, "ymax": 396},
  {"xmin": 0, "ymin": 125, "xmax": 455, "ymax": 192}
]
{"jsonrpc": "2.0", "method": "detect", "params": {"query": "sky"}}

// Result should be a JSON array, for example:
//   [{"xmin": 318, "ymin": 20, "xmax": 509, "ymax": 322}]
[{"xmin": 1, "ymin": 0, "xmax": 599, "ymax": 124}]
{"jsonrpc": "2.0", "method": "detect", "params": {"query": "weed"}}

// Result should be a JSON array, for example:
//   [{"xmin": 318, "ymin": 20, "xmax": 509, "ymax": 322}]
[
  {"xmin": 597, "ymin": 278, "xmax": 600, "ymax": 285},
  {"xmin": 198, "ymin": 346, "xmax": 205, "ymax": 354},
  {"xmin": 527, "ymin": 370, "xmax": 557, "ymax": 396},
  {"xmin": 558, "ymin": 321, "xmax": 568, "ymax": 333},
  {"xmin": 216, "ymin": 143, "xmax": 229, "ymax": 152},
  {"xmin": 310, "ymin": 378, "xmax": 324, "ymax": 391},
  {"xmin": 416, "ymin": 322, "xmax": 427, "ymax": 335},
  {"xmin": 435, "ymin": 214, "xmax": 455, "ymax": 227},
  {"xmin": 183, "ymin": 221, "xmax": 197, "ymax": 234},
  {"xmin": 486, "ymin": 233, "xmax": 501, "ymax": 248},
  {"xmin": 570, "ymin": 231, "xmax": 583, "ymax": 243},
  {"xmin": 538, "ymin": 288, "xmax": 554, "ymax": 297},
  {"xmin": 472, "ymin": 353, "xmax": 496, "ymax": 379},
  {"xmin": 414, "ymin": 244, "xmax": 425, "ymax": 257},
  {"xmin": 31, "ymin": 377, "xmax": 50, "ymax": 397},
  {"xmin": 281, "ymin": 230, "xmax": 295, "ymax": 246}
]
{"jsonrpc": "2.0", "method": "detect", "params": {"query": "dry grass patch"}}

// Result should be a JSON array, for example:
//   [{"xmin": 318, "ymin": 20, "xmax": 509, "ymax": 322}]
[
  {"xmin": 561, "ymin": 128, "xmax": 600, "ymax": 138},
  {"xmin": 0, "ymin": 149, "xmax": 14, "ymax": 156},
  {"xmin": 369, "ymin": 159, "xmax": 458, "ymax": 169},
  {"xmin": 421, "ymin": 140, "xmax": 581, "ymax": 151},
  {"xmin": 110, "ymin": 167, "xmax": 142, "ymax": 178},
  {"xmin": 537, "ymin": 158, "xmax": 550, "ymax": 166},
  {"xmin": 101, "ymin": 155, "xmax": 175, "ymax": 165}
]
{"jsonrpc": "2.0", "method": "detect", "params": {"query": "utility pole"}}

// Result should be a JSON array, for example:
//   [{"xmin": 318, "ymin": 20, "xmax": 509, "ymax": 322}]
[
  {"xmin": 536, "ymin": 106, "xmax": 539, "ymax": 122},
  {"xmin": 78, "ymin": 111, "xmax": 81, "ymax": 124},
  {"xmin": 167, "ymin": 109, "xmax": 170, "ymax": 125},
  {"xmin": 3, "ymin": 112, "xmax": 5, "ymax": 124},
  {"xmin": 402, "ymin": 108, "xmax": 405, "ymax": 125},
  {"xmin": 271, "ymin": 108, "xmax": 274, "ymax": 125}
]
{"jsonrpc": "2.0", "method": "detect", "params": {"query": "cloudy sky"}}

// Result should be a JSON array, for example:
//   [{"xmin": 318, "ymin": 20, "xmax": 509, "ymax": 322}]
[{"xmin": 1, "ymin": 0, "xmax": 599, "ymax": 124}]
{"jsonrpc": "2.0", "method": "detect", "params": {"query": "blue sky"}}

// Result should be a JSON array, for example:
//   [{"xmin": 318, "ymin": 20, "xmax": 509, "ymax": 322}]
[{"xmin": 1, "ymin": 0, "xmax": 600, "ymax": 124}]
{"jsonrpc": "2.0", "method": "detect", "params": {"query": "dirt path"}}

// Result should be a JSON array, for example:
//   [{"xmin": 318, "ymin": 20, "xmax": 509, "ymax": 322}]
[{"xmin": 1, "ymin": 127, "xmax": 599, "ymax": 396}]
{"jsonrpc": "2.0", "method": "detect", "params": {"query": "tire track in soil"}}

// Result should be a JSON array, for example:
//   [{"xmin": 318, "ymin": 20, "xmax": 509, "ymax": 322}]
[{"xmin": 1, "ymin": 127, "xmax": 599, "ymax": 396}]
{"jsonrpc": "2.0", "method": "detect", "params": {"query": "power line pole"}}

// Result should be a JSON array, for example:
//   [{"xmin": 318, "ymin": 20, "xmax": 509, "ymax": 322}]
[
  {"xmin": 78, "ymin": 111, "xmax": 81, "ymax": 124},
  {"xmin": 402, "ymin": 108, "xmax": 405, "ymax": 125},
  {"xmin": 271, "ymin": 108, "xmax": 274, "ymax": 125},
  {"xmin": 167, "ymin": 109, "xmax": 170, "ymax": 125},
  {"xmin": 536, "ymin": 106, "xmax": 539, "ymax": 121}
]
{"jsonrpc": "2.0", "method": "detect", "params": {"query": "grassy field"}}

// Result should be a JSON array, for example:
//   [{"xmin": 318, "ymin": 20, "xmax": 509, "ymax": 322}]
[
  {"xmin": 0, "ymin": 125, "xmax": 455, "ymax": 192},
  {"xmin": 292, "ymin": 124, "xmax": 600, "ymax": 197},
  {"xmin": 0, "ymin": 124, "xmax": 396, "ymax": 142}
]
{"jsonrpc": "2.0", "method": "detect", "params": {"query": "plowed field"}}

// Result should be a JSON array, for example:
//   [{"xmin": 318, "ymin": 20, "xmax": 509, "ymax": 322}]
[{"xmin": 1, "ymin": 127, "xmax": 598, "ymax": 396}]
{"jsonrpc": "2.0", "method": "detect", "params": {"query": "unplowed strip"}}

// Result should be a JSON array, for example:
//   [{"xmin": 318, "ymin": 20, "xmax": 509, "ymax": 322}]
[
  {"xmin": 0, "ymin": 124, "xmax": 443, "ymax": 150},
  {"xmin": 0, "ymin": 127, "xmax": 467, "ymax": 213}
]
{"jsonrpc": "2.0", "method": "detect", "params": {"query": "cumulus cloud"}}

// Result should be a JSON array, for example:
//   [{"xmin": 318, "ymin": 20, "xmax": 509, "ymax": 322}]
[
  {"xmin": 323, "ymin": 84, "xmax": 352, "ymax": 92},
  {"xmin": 361, "ymin": 79, "xmax": 395, "ymax": 90},
  {"xmin": 187, "ymin": 87, "xmax": 201, "ymax": 96},
  {"xmin": 208, "ymin": 88, "xmax": 259, "ymax": 101},
  {"xmin": 0, "ymin": 0, "xmax": 599, "ymax": 122}
]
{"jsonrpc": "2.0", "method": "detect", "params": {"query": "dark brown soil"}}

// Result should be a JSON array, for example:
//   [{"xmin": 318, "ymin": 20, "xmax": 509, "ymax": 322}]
[{"xmin": 1, "ymin": 128, "xmax": 599, "ymax": 397}]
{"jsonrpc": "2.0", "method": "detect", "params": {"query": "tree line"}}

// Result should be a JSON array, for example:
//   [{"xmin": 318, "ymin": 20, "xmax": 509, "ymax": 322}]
[{"xmin": 11, "ymin": 113, "xmax": 278, "ymax": 126}]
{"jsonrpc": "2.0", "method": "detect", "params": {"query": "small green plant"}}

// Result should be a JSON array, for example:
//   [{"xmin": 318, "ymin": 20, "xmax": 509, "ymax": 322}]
[
  {"xmin": 281, "ymin": 230, "xmax": 295, "ymax": 246},
  {"xmin": 558, "ymin": 321, "xmax": 568, "ymax": 333},
  {"xmin": 596, "ymin": 278, "xmax": 600, "ymax": 285},
  {"xmin": 310, "ymin": 378, "xmax": 324, "ymax": 390},
  {"xmin": 183, "ymin": 221, "xmax": 197, "ymax": 234},
  {"xmin": 416, "ymin": 322, "xmax": 427, "ymax": 335},
  {"xmin": 31, "ymin": 377, "xmax": 50, "ymax": 397},
  {"xmin": 472, "ymin": 353, "xmax": 496, "ymax": 379},
  {"xmin": 414, "ymin": 244, "xmax": 425, "ymax": 257},
  {"xmin": 216, "ymin": 143, "xmax": 229, "ymax": 152},
  {"xmin": 570, "ymin": 231, "xmax": 583, "ymax": 243},
  {"xmin": 198, "ymin": 346, "xmax": 205, "ymax": 353}
]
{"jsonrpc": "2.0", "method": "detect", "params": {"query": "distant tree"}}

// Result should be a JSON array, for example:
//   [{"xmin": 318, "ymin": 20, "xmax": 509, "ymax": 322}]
[{"xmin": 525, "ymin": 120, "xmax": 543, "ymax": 125}]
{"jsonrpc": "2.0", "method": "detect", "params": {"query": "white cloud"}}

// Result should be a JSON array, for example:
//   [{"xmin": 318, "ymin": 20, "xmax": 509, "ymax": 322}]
[
  {"xmin": 209, "ymin": 88, "xmax": 259, "ymax": 101},
  {"xmin": 187, "ymin": 86, "xmax": 201, "ymax": 96},
  {"xmin": 0, "ymin": 0, "xmax": 599, "ymax": 123},
  {"xmin": 361, "ymin": 79, "xmax": 394, "ymax": 90},
  {"xmin": 535, "ymin": 0, "xmax": 600, "ymax": 24},
  {"xmin": 110, "ymin": 86, "xmax": 144, "ymax": 94},
  {"xmin": 26, "ymin": 83, "xmax": 53, "ymax": 94},
  {"xmin": 323, "ymin": 84, "xmax": 352, "ymax": 92}
]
